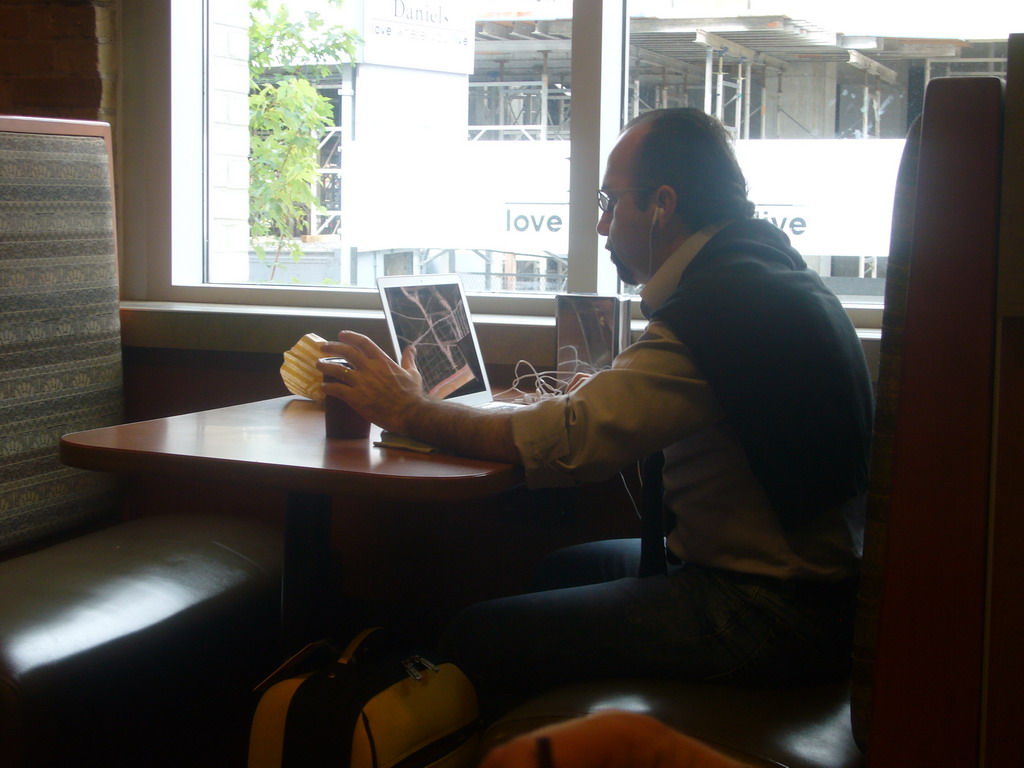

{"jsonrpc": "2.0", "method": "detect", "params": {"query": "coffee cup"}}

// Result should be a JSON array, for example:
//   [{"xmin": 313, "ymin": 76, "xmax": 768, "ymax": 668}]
[{"xmin": 319, "ymin": 357, "xmax": 371, "ymax": 439}]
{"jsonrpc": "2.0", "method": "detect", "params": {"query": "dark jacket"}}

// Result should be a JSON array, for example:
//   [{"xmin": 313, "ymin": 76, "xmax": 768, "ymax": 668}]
[{"xmin": 652, "ymin": 218, "xmax": 874, "ymax": 530}]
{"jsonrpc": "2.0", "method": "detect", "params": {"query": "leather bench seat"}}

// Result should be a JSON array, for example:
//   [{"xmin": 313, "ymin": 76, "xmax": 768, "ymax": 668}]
[
  {"xmin": 0, "ymin": 514, "xmax": 283, "ymax": 766},
  {"xmin": 480, "ymin": 678, "xmax": 862, "ymax": 768}
]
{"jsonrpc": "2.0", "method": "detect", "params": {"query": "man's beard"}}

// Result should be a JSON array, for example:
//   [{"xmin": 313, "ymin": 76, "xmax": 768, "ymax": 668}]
[{"xmin": 609, "ymin": 247, "xmax": 641, "ymax": 286}]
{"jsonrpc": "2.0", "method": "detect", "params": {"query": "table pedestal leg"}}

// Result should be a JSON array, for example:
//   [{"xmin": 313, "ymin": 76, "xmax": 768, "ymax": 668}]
[{"xmin": 282, "ymin": 491, "xmax": 333, "ymax": 650}]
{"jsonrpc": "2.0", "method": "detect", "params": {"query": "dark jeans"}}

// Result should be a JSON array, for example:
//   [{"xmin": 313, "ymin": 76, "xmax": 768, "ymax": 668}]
[{"xmin": 439, "ymin": 538, "xmax": 856, "ymax": 719}]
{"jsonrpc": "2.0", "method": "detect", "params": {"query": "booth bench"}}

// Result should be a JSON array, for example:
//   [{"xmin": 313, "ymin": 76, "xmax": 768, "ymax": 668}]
[{"xmin": 0, "ymin": 116, "xmax": 283, "ymax": 767}]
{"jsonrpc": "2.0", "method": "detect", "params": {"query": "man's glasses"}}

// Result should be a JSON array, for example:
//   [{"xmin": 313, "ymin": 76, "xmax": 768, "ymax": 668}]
[{"xmin": 596, "ymin": 188, "xmax": 652, "ymax": 212}]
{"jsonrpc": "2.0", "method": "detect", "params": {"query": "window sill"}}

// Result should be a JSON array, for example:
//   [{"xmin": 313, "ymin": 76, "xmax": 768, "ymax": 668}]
[
  {"xmin": 120, "ymin": 300, "xmax": 881, "ymax": 377},
  {"xmin": 119, "ymin": 301, "xmax": 557, "ymax": 368}
]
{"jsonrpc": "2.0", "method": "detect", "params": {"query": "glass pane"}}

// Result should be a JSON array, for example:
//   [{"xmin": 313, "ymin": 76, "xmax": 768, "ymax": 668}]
[
  {"xmin": 626, "ymin": 0, "xmax": 1013, "ymax": 303},
  {"xmin": 206, "ymin": 0, "xmax": 573, "ymax": 292}
]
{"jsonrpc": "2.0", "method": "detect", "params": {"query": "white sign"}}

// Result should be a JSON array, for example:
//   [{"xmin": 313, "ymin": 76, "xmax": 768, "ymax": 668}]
[
  {"xmin": 737, "ymin": 139, "xmax": 905, "ymax": 258},
  {"xmin": 344, "ymin": 141, "xmax": 569, "ymax": 252},
  {"xmin": 344, "ymin": 138, "xmax": 904, "ymax": 260},
  {"xmin": 362, "ymin": 0, "xmax": 474, "ymax": 74}
]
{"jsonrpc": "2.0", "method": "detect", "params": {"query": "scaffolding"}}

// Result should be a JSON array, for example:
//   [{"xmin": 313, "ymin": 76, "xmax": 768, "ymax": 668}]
[{"xmin": 301, "ymin": 18, "xmax": 1008, "ymax": 286}]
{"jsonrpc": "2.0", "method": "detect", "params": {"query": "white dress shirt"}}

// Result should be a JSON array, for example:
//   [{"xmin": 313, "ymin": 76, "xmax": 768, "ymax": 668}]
[{"xmin": 509, "ymin": 228, "xmax": 863, "ymax": 581}]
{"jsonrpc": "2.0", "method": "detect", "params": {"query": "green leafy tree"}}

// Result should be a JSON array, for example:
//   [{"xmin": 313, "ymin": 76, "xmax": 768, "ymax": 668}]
[{"xmin": 248, "ymin": 0, "xmax": 358, "ymax": 282}]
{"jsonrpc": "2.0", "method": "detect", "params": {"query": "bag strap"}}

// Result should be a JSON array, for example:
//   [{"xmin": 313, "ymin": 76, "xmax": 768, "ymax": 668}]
[
  {"xmin": 281, "ymin": 664, "xmax": 384, "ymax": 768},
  {"xmin": 278, "ymin": 628, "xmax": 426, "ymax": 768},
  {"xmin": 253, "ymin": 638, "xmax": 343, "ymax": 693}
]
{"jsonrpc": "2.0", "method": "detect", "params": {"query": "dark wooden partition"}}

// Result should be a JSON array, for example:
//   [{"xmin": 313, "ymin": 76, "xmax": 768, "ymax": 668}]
[
  {"xmin": 982, "ymin": 32, "xmax": 1024, "ymax": 767},
  {"xmin": 866, "ymin": 77, "xmax": 1002, "ymax": 766}
]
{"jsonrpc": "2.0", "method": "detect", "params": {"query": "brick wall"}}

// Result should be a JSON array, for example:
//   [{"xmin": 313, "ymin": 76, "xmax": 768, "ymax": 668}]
[{"xmin": 0, "ymin": 0, "xmax": 109, "ymax": 122}]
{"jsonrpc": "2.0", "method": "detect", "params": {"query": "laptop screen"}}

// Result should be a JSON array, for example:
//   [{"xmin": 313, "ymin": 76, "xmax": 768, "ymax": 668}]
[{"xmin": 377, "ymin": 274, "xmax": 493, "ymax": 406}]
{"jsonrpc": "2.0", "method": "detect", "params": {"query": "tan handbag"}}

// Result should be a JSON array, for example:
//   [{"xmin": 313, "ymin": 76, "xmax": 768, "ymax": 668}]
[{"xmin": 249, "ymin": 628, "xmax": 480, "ymax": 768}]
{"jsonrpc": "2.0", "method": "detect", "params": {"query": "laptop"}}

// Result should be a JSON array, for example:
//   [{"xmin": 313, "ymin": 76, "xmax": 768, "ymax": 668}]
[
  {"xmin": 555, "ymin": 294, "xmax": 631, "ymax": 381},
  {"xmin": 376, "ymin": 273, "xmax": 499, "ymax": 407}
]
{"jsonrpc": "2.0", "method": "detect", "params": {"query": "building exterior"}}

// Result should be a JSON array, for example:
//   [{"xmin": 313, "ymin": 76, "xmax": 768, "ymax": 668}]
[{"xmin": 206, "ymin": 1, "xmax": 1009, "ymax": 297}]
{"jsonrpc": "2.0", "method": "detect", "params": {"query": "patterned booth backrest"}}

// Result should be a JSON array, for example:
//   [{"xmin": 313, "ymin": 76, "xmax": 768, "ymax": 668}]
[{"xmin": 0, "ymin": 117, "xmax": 123, "ymax": 553}]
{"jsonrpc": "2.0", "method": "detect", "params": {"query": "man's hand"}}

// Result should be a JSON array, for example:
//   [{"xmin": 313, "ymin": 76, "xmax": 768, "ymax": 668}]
[
  {"xmin": 317, "ymin": 330, "xmax": 521, "ymax": 464},
  {"xmin": 317, "ymin": 331, "xmax": 424, "ymax": 435},
  {"xmin": 564, "ymin": 372, "xmax": 591, "ymax": 392}
]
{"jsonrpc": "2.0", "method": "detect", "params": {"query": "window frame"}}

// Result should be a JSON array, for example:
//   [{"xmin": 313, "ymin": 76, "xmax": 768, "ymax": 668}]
[{"xmin": 116, "ymin": 0, "xmax": 884, "ymax": 329}]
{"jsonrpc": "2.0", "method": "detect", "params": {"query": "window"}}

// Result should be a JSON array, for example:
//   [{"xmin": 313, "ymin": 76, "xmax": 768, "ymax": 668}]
[
  {"xmin": 204, "ymin": 0, "xmax": 578, "ymax": 297},
  {"xmin": 624, "ymin": 7, "xmax": 1011, "ymax": 303},
  {"xmin": 118, "ymin": 0, "xmax": 1018, "ymax": 319}
]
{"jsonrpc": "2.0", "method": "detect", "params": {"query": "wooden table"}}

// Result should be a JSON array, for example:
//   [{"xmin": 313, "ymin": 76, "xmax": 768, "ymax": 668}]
[{"xmin": 59, "ymin": 396, "xmax": 521, "ymax": 648}]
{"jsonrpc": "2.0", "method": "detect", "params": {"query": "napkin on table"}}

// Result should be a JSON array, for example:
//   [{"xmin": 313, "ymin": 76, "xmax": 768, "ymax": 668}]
[{"xmin": 280, "ymin": 333, "xmax": 328, "ymax": 402}]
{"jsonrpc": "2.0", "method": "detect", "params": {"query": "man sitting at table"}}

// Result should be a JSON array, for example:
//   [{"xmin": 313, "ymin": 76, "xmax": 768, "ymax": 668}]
[{"xmin": 318, "ymin": 108, "xmax": 873, "ymax": 716}]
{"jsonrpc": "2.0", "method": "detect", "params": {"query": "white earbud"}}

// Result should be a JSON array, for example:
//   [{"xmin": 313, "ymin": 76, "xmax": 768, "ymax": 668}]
[{"xmin": 645, "ymin": 206, "xmax": 662, "ymax": 282}]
